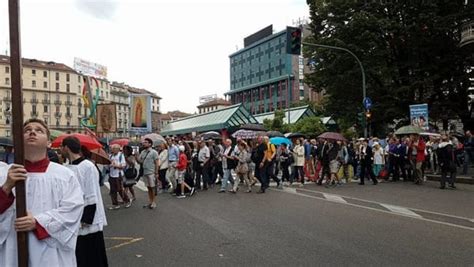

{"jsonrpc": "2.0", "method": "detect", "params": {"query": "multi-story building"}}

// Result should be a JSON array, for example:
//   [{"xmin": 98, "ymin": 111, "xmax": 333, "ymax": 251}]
[
  {"xmin": 0, "ymin": 55, "xmax": 81, "ymax": 137},
  {"xmin": 197, "ymin": 98, "xmax": 231, "ymax": 114},
  {"xmin": 0, "ymin": 55, "xmax": 162, "ymax": 137},
  {"xmin": 126, "ymin": 86, "xmax": 162, "ymax": 133},
  {"xmin": 224, "ymin": 25, "xmax": 321, "ymax": 115}
]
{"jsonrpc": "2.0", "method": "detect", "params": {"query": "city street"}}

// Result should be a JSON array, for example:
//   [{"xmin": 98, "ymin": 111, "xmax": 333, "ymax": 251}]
[{"xmin": 102, "ymin": 180, "xmax": 474, "ymax": 266}]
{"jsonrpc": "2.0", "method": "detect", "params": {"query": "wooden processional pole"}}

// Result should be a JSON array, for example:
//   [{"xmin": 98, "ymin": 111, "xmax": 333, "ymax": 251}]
[{"xmin": 9, "ymin": 0, "xmax": 28, "ymax": 266}]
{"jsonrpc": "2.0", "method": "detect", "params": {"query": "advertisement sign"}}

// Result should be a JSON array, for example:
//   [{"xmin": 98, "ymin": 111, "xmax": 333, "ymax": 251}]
[
  {"xmin": 410, "ymin": 104, "xmax": 429, "ymax": 130},
  {"xmin": 74, "ymin": 57, "xmax": 108, "ymax": 79},
  {"xmin": 96, "ymin": 104, "xmax": 117, "ymax": 133},
  {"xmin": 130, "ymin": 94, "xmax": 151, "ymax": 133}
]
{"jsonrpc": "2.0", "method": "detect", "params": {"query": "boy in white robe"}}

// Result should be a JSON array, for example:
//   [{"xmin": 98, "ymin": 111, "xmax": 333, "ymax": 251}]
[
  {"xmin": 0, "ymin": 118, "xmax": 84, "ymax": 267},
  {"xmin": 61, "ymin": 136, "xmax": 108, "ymax": 266}
]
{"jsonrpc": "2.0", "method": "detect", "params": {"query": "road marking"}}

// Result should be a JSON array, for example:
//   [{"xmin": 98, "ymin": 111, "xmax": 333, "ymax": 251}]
[
  {"xmin": 380, "ymin": 204, "xmax": 422, "ymax": 218},
  {"xmin": 323, "ymin": 193, "xmax": 347, "ymax": 204},
  {"xmin": 104, "ymin": 182, "xmax": 110, "ymax": 189},
  {"xmin": 105, "ymin": 237, "xmax": 144, "ymax": 251},
  {"xmin": 278, "ymin": 187, "xmax": 474, "ymax": 231}
]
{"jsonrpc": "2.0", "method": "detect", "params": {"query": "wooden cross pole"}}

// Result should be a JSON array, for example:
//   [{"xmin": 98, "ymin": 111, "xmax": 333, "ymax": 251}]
[{"xmin": 9, "ymin": 0, "xmax": 28, "ymax": 266}]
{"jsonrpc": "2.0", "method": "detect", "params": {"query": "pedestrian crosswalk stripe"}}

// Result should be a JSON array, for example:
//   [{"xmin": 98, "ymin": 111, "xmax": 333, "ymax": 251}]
[
  {"xmin": 380, "ymin": 204, "xmax": 423, "ymax": 218},
  {"xmin": 323, "ymin": 193, "xmax": 347, "ymax": 204}
]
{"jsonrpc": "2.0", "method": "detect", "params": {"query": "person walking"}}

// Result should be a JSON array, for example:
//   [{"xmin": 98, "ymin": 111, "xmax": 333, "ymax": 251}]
[
  {"xmin": 197, "ymin": 141, "xmax": 211, "ymax": 190},
  {"xmin": 292, "ymin": 138, "xmax": 305, "ymax": 186},
  {"xmin": 60, "ymin": 136, "xmax": 108, "ymax": 267},
  {"xmin": 358, "ymin": 139, "xmax": 378, "ymax": 185},
  {"xmin": 372, "ymin": 142, "xmax": 385, "ymax": 180},
  {"xmin": 137, "ymin": 138, "xmax": 159, "ymax": 209},
  {"xmin": 108, "ymin": 144, "xmax": 130, "ymax": 209},
  {"xmin": 437, "ymin": 134, "xmax": 457, "ymax": 189},
  {"xmin": 462, "ymin": 130, "xmax": 474, "ymax": 174},
  {"xmin": 233, "ymin": 141, "xmax": 250, "ymax": 193},
  {"xmin": 158, "ymin": 143, "xmax": 169, "ymax": 193},
  {"xmin": 176, "ymin": 145, "xmax": 195, "ymax": 198},
  {"xmin": 167, "ymin": 139, "xmax": 180, "ymax": 192},
  {"xmin": 0, "ymin": 118, "xmax": 84, "ymax": 266},
  {"xmin": 411, "ymin": 134, "xmax": 426, "ymax": 185},
  {"xmin": 219, "ymin": 139, "xmax": 235, "ymax": 193}
]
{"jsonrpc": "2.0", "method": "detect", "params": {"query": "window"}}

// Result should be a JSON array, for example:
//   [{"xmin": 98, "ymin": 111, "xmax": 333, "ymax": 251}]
[
  {"xmin": 32, "ymin": 105, "xmax": 37, "ymax": 113},
  {"xmin": 106, "ymin": 92, "xmax": 109, "ymax": 99},
  {"xmin": 66, "ymin": 121, "xmax": 70, "ymax": 127},
  {"xmin": 55, "ymin": 72, "xmax": 59, "ymax": 81},
  {"xmin": 56, "ymin": 94, "xmax": 60, "ymax": 101},
  {"xmin": 44, "ymin": 105, "xmax": 48, "ymax": 113},
  {"xmin": 66, "ymin": 107, "xmax": 70, "ymax": 114},
  {"xmin": 32, "ymin": 92, "xmax": 36, "ymax": 99},
  {"xmin": 44, "ymin": 93, "xmax": 48, "ymax": 100},
  {"xmin": 32, "ymin": 69, "xmax": 36, "ymax": 76},
  {"xmin": 32, "ymin": 80, "xmax": 36, "ymax": 88},
  {"xmin": 5, "ymin": 66, "xmax": 9, "ymax": 73},
  {"xmin": 56, "ymin": 83, "xmax": 59, "ymax": 91},
  {"xmin": 56, "ymin": 106, "xmax": 60, "ymax": 112},
  {"xmin": 43, "ymin": 81, "xmax": 47, "ymax": 88},
  {"xmin": 5, "ymin": 78, "xmax": 10, "ymax": 85},
  {"xmin": 66, "ymin": 84, "xmax": 70, "ymax": 92},
  {"xmin": 43, "ymin": 71, "xmax": 47, "ymax": 78},
  {"xmin": 44, "ymin": 117, "xmax": 48, "ymax": 124},
  {"xmin": 5, "ymin": 130, "xmax": 10, "ymax": 137},
  {"xmin": 66, "ymin": 74, "xmax": 70, "ymax": 82},
  {"xmin": 56, "ymin": 119, "xmax": 59, "ymax": 127}
]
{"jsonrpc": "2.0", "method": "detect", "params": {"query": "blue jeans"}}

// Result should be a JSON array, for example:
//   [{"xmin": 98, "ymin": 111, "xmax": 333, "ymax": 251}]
[
  {"xmin": 221, "ymin": 169, "xmax": 232, "ymax": 191},
  {"xmin": 462, "ymin": 149, "xmax": 473, "ymax": 174}
]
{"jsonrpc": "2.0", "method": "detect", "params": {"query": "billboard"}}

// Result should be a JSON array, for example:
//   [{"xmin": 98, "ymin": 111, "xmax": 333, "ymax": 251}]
[
  {"xmin": 130, "ymin": 94, "xmax": 152, "ymax": 133},
  {"xmin": 96, "ymin": 104, "xmax": 117, "ymax": 133},
  {"xmin": 410, "ymin": 104, "xmax": 429, "ymax": 130},
  {"xmin": 244, "ymin": 25, "xmax": 273, "ymax": 47},
  {"xmin": 74, "ymin": 57, "xmax": 108, "ymax": 79}
]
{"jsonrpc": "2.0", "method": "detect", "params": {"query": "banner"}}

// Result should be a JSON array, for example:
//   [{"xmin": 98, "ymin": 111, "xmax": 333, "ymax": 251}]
[
  {"xmin": 130, "ymin": 94, "xmax": 151, "ymax": 133},
  {"xmin": 410, "ymin": 104, "xmax": 429, "ymax": 130},
  {"xmin": 96, "ymin": 104, "xmax": 117, "ymax": 133},
  {"xmin": 74, "ymin": 57, "xmax": 108, "ymax": 79}
]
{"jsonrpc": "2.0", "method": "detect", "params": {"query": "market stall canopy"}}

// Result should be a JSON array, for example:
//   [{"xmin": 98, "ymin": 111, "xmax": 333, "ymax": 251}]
[
  {"xmin": 253, "ymin": 105, "xmax": 316, "ymax": 125},
  {"xmin": 161, "ymin": 104, "xmax": 258, "ymax": 136}
]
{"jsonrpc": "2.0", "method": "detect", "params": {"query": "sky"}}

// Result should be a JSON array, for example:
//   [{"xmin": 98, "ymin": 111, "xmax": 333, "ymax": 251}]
[{"xmin": 0, "ymin": 0, "xmax": 309, "ymax": 114}]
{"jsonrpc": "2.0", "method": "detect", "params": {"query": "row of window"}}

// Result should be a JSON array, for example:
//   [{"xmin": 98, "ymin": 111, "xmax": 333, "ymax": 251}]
[{"xmin": 4, "ymin": 66, "xmax": 70, "ymax": 81}]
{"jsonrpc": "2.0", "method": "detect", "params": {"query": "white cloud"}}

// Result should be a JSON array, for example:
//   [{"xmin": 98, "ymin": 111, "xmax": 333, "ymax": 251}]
[
  {"xmin": 75, "ymin": 0, "xmax": 119, "ymax": 20},
  {"xmin": 0, "ymin": 0, "xmax": 309, "ymax": 113}
]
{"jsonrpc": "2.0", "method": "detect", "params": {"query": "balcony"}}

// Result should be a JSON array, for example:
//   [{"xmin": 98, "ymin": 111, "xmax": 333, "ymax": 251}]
[
  {"xmin": 30, "ymin": 111, "xmax": 38, "ymax": 117},
  {"xmin": 65, "ymin": 112, "xmax": 72, "ymax": 119},
  {"xmin": 31, "ymin": 98, "xmax": 39, "ymax": 104},
  {"xmin": 54, "ymin": 112, "xmax": 62, "ymax": 118},
  {"xmin": 54, "ymin": 100, "xmax": 62, "ymax": 106},
  {"xmin": 42, "ymin": 99, "xmax": 50, "ymax": 105},
  {"xmin": 460, "ymin": 21, "xmax": 474, "ymax": 48},
  {"xmin": 65, "ymin": 101, "xmax": 73, "ymax": 106}
]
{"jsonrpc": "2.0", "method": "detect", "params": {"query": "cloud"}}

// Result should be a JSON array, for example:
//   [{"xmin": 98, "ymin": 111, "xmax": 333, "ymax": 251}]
[{"xmin": 75, "ymin": 0, "xmax": 118, "ymax": 20}]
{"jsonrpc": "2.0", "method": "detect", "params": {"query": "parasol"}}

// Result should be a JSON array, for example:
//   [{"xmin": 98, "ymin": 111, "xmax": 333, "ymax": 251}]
[{"xmin": 51, "ymin": 133, "xmax": 103, "ymax": 150}]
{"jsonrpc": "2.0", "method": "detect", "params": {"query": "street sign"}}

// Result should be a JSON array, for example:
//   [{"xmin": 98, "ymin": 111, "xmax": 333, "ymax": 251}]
[{"xmin": 363, "ymin": 97, "xmax": 372, "ymax": 110}]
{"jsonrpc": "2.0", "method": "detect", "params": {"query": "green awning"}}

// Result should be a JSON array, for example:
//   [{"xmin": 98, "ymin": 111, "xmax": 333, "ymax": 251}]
[
  {"xmin": 253, "ymin": 105, "xmax": 316, "ymax": 124},
  {"xmin": 161, "ymin": 104, "xmax": 258, "ymax": 136}
]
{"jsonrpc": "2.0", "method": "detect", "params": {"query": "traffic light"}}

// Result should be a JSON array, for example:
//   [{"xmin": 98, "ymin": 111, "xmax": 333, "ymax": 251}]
[
  {"xmin": 286, "ymin": 27, "xmax": 302, "ymax": 55},
  {"xmin": 365, "ymin": 110, "xmax": 372, "ymax": 121},
  {"xmin": 357, "ymin": 112, "xmax": 366, "ymax": 127}
]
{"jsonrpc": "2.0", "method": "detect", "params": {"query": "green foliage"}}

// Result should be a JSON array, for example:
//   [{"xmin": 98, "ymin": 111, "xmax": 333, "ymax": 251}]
[
  {"xmin": 305, "ymin": 0, "xmax": 474, "ymax": 132},
  {"xmin": 263, "ymin": 109, "xmax": 288, "ymax": 132},
  {"xmin": 290, "ymin": 116, "xmax": 326, "ymax": 137}
]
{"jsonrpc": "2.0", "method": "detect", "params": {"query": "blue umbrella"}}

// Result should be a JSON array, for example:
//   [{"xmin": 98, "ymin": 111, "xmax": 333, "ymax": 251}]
[{"xmin": 270, "ymin": 137, "xmax": 291, "ymax": 146}]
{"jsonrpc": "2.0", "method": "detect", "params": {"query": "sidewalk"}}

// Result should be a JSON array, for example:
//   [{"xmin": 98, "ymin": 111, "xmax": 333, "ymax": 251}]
[{"xmin": 426, "ymin": 174, "xmax": 474, "ymax": 185}]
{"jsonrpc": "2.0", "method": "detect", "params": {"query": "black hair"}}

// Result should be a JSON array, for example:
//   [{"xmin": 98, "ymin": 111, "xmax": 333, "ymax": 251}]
[{"xmin": 62, "ymin": 136, "xmax": 81, "ymax": 154}]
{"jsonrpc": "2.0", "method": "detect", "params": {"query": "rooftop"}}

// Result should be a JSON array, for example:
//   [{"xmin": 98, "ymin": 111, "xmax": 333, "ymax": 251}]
[
  {"xmin": 0, "ymin": 55, "xmax": 76, "ymax": 73},
  {"xmin": 197, "ymin": 98, "xmax": 231, "ymax": 108}
]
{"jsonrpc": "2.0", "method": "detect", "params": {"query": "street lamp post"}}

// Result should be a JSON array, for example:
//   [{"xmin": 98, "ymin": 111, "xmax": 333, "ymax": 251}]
[{"xmin": 302, "ymin": 42, "xmax": 367, "ymax": 137}]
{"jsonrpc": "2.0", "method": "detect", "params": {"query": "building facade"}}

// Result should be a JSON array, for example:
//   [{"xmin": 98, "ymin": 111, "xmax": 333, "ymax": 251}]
[
  {"xmin": 197, "ymin": 98, "xmax": 231, "ymax": 114},
  {"xmin": 0, "ymin": 55, "xmax": 161, "ymax": 137},
  {"xmin": 225, "ymin": 25, "xmax": 321, "ymax": 115}
]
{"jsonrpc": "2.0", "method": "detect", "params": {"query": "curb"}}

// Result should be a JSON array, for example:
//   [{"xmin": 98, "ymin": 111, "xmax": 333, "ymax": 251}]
[{"xmin": 426, "ymin": 174, "xmax": 474, "ymax": 185}]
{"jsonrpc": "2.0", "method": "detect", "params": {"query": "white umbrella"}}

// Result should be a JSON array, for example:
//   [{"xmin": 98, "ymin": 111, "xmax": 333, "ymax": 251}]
[{"xmin": 232, "ymin": 129, "xmax": 261, "ymax": 139}]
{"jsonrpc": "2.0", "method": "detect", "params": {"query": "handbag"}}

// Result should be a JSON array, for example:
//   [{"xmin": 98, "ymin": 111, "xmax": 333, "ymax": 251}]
[{"xmin": 124, "ymin": 166, "xmax": 138, "ymax": 180}]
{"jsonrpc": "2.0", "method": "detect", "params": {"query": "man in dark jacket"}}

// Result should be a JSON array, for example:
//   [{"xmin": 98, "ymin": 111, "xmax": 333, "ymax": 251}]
[
  {"xmin": 358, "ymin": 139, "xmax": 378, "ymax": 185},
  {"xmin": 437, "ymin": 134, "xmax": 457, "ymax": 189}
]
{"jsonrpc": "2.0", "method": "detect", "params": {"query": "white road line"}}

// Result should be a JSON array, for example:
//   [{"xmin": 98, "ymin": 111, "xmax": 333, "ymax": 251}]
[
  {"xmin": 323, "ymin": 193, "xmax": 348, "ymax": 204},
  {"xmin": 104, "ymin": 182, "xmax": 110, "ymax": 190},
  {"xmin": 277, "ymin": 187, "xmax": 474, "ymax": 231},
  {"xmin": 380, "ymin": 204, "xmax": 422, "ymax": 218}
]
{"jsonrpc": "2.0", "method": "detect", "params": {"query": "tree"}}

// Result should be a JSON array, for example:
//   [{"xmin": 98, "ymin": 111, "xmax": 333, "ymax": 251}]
[
  {"xmin": 263, "ymin": 109, "xmax": 291, "ymax": 132},
  {"xmin": 290, "ymin": 116, "xmax": 326, "ymax": 137},
  {"xmin": 305, "ymin": 0, "xmax": 474, "ymax": 133}
]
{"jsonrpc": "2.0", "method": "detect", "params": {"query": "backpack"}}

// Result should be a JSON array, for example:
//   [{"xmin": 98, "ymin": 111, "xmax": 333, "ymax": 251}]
[{"xmin": 226, "ymin": 146, "xmax": 238, "ymax": 169}]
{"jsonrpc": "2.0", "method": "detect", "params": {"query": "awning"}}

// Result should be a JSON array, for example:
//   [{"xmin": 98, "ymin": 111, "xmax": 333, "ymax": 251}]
[
  {"xmin": 161, "ymin": 104, "xmax": 258, "ymax": 136},
  {"xmin": 253, "ymin": 105, "xmax": 317, "ymax": 124}
]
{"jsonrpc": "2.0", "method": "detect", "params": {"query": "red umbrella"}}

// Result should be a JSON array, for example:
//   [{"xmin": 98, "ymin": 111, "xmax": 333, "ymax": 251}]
[
  {"xmin": 51, "ymin": 133, "xmax": 103, "ymax": 150},
  {"xmin": 89, "ymin": 148, "xmax": 111, "ymax": 165},
  {"xmin": 110, "ymin": 138, "xmax": 130, "ymax": 147}
]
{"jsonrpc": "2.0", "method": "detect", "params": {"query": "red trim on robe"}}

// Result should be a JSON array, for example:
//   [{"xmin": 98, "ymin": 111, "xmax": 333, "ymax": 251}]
[
  {"xmin": 25, "ymin": 157, "xmax": 50, "ymax": 173},
  {"xmin": 34, "ymin": 221, "xmax": 50, "ymax": 240},
  {"xmin": 0, "ymin": 188, "xmax": 14, "ymax": 213}
]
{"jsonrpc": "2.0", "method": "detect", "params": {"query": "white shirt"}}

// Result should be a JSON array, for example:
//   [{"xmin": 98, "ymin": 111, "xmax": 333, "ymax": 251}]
[
  {"xmin": 109, "ymin": 152, "xmax": 126, "ymax": 178},
  {"xmin": 68, "ymin": 159, "xmax": 107, "ymax": 236},
  {"xmin": 159, "ymin": 149, "xmax": 169, "ymax": 170},
  {"xmin": 0, "ymin": 162, "xmax": 84, "ymax": 267}
]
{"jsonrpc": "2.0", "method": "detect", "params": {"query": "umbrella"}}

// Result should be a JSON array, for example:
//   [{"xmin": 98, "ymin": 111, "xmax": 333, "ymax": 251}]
[
  {"xmin": 49, "ymin": 129, "xmax": 65, "ymax": 140},
  {"xmin": 141, "ymin": 133, "xmax": 166, "ymax": 146},
  {"xmin": 110, "ymin": 138, "xmax": 130, "ymax": 147},
  {"xmin": 287, "ymin": 132, "xmax": 306, "ymax": 139},
  {"xmin": 232, "ymin": 129, "xmax": 261, "ymax": 139},
  {"xmin": 395, "ymin": 125, "xmax": 423, "ymax": 135},
  {"xmin": 200, "ymin": 131, "xmax": 221, "ymax": 140},
  {"xmin": 0, "ymin": 137, "xmax": 13, "ymax": 147},
  {"xmin": 51, "ymin": 133, "xmax": 103, "ymax": 150},
  {"xmin": 89, "ymin": 148, "xmax": 111, "ymax": 165},
  {"xmin": 266, "ymin": 131, "xmax": 284, "ymax": 138},
  {"xmin": 420, "ymin": 132, "xmax": 441, "ymax": 138},
  {"xmin": 270, "ymin": 137, "xmax": 291, "ymax": 146},
  {"xmin": 318, "ymin": 132, "xmax": 347, "ymax": 142},
  {"xmin": 239, "ymin": 123, "xmax": 266, "ymax": 131}
]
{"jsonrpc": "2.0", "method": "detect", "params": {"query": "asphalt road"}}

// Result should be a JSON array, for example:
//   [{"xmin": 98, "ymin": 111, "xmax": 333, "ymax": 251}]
[{"xmin": 102, "ymin": 180, "xmax": 474, "ymax": 266}]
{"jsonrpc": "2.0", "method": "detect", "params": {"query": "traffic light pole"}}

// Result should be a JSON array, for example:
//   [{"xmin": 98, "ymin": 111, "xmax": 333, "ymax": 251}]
[{"xmin": 302, "ymin": 42, "xmax": 367, "ymax": 137}]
